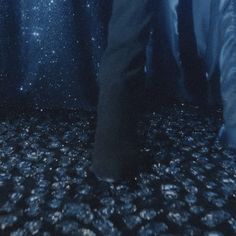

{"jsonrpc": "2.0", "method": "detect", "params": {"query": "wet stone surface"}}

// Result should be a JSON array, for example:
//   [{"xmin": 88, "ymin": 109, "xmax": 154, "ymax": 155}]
[{"xmin": 0, "ymin": 104, "xmax": 235, "ymax": 235}]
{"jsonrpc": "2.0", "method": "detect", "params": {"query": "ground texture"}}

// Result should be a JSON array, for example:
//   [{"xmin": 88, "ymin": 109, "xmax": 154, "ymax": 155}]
[{"xmin": 0, "ymin": 104, "xmax": 235, "ymax": 236}]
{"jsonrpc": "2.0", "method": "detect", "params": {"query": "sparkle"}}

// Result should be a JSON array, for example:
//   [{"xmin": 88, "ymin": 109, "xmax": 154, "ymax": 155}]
[
  {"xmin": 0, "ymin": 1, "xmax": 111, "ymax": 108},
  {"xmin": 32, "ymin": 32, "xmax": 40, "ymax": 37}
]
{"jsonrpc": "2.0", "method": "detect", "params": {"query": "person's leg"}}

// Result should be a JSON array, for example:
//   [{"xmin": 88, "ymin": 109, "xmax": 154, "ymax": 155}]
[
  {"xmin": 218, "ymin": 0, "xmax": 236, "ymax": 149},
  {"xmin": 90, "ymin": 0, "xmax": 154, "ymax": 181}
]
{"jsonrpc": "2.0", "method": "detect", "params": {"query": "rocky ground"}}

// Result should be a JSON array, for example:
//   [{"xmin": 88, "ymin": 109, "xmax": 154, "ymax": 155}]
[{"xmin": 0, "ymin": 103, "xmax": 235, "ymax": 236}]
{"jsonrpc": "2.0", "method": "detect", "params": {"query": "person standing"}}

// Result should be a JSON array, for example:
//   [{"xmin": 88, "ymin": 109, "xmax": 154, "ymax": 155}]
[{"xmin": 90, "ymin": 0, "xmax": 154, "ymax": 182}]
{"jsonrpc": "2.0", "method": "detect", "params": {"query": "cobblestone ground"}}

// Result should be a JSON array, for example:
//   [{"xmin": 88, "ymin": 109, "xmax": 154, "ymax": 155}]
[{"xmin": 0, "ymin": 104, "xmax": 235, "ymax": 236}]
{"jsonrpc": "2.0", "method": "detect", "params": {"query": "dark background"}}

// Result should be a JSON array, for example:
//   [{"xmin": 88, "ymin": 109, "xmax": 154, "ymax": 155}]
[{"xmin": 0, "ymin": 0, "xmax": 219, "ymax": 111}]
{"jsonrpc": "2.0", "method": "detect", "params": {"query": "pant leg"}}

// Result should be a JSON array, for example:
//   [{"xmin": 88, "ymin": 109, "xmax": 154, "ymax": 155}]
[
  {"xmin": 91, "ymin": 0, "xmax": 154, "ymax": 179},
  {"xmin": 219, "ymin": 0, "xmax": 236, "ymax": 149}
]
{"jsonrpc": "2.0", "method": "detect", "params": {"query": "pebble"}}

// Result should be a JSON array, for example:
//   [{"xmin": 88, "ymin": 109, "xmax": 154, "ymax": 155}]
[{"xmin": 0, "ymin": 105, "xmax": 234, "ymax": 235}]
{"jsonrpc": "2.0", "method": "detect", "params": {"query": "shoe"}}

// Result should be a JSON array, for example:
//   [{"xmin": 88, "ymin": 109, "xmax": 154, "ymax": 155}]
[
  {"xmin": 89, "ymin": 149, "xmax": 152, "ymax": 183},
  {"xmin": 218, "ymin": 124, "xmax": 227, "ymax": 144},
  {"xmin": 218, "ymin": 124, "xmax": 236, "ymax": 150}
]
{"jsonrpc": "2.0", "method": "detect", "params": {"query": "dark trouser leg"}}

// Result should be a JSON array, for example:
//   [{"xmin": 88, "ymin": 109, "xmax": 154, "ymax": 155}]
[
  {"xmin": 219, "ymin": 0, "xmax": 236, "ymax": 149},
  {"xmin": 91, "ymin": 0, "xmax": 154, "ymax": 180}
]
